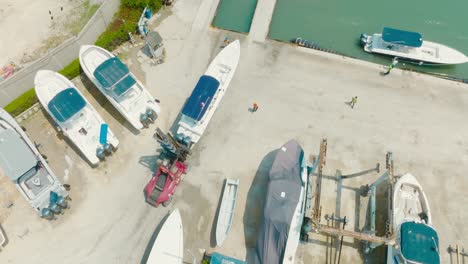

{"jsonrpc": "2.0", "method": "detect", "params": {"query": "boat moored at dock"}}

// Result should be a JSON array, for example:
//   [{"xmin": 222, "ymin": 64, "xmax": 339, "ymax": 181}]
[{"xmin": 361, "ymin": 27, "xmax": 468, "ymax": 65}]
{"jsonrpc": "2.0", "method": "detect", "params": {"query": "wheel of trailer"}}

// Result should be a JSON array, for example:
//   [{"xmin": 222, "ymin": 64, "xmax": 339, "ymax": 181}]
[{"xmin": 162, "ymin": 196, "xmax": 172, "ymax": 207}]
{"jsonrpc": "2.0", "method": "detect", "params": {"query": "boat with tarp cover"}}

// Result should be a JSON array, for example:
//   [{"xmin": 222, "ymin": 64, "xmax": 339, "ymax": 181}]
[
  {"xmin": 361, "ymin": 27, "xmax": 468, "ymax": 65},
  {"xmin": 35, "ymin": 70, "xmax": 119, "ymax": 166},
  {"xmin": 176, "ymin": 40, "xmax": 240, "ymax": 147},
  {"xmin": 387, "ymin": 173, "xmax": 440, "ymax": 264},
  {"xmin": 254, "ymin": 140, "xmax": 308, "ymax": 264},
  {"xmin": 0, "ymin": 108, "xmax": 68, "ymax": 219},
  {"xmin": 79, "ymin": 45, "xmax": 160, "ymax": 130}
]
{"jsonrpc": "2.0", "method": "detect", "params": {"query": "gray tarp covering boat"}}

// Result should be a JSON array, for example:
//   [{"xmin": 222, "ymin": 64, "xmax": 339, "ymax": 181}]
[{"xmin": 255, "ymin": 140, "xmax": 304, "ymax": 264}]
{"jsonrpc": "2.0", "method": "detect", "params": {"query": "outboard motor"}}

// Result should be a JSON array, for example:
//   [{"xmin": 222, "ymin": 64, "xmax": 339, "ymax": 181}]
[
  {"xmin": 140, "ymin": 112, "xmax": 150, "ymax": 128},
  {"xmin": 96, "ymin": 147, "xmax": 106, "ymax": 160},
  {"xmin": 103, "ymin": 143, "xmax": 112, "ymax": 155},
  {"xmin": 360, "ymin": 33, "xmax": 369, "ymax": 46},
  {"xmin": 56, "ymin": 196, "xmax": 68, "ymax": 209},
  {"xmin": 41, "ymin": 208, "xmax": 54, "ymax": 220},
  {"xmin": 49, "ymin": 203, "xmax": 62, "ymax": 214},
  {"xmin": 146, "ymin": 109, "xmax": 156, "ymax": 123}
]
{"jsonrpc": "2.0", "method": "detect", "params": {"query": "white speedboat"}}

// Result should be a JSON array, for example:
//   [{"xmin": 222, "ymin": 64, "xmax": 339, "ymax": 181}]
[
  {"xmin": 0, "ymin": 108, "xmax": 68, "ymax": 219},
  {"xmin": 35, "ymin": 70, "xmax": 119, "ymax": 166},
  {"xmin": 79, "ymin": 45, "xmax": 160, "ymax": 130},
  {"xmin": 176, "ymin": 40, "xmax": 240, "ymax": 147},
  {"xmin": 215, "ymin": 178, "xmax": 239, "ymax": 247},
  {"xmin": 387, "ymin": 173, "xmax": 440, "ymax": 264},
  {"xmin": 147, "ymin": 208, "xmax": 183, "ymax": 264},
  {"xmin": 361, "ymin": 27, "xmax": 468, "ymax": 65},
  {"xmin": 255, "ymin": 140, "xmax": 308, "ymax": 264}
]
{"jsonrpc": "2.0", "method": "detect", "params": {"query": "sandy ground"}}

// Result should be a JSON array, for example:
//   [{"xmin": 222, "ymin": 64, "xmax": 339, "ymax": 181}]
[
  {"xmin": 0, "ymin": 0, "xmax": 94, "ymax": 67},
  {"xmin": 0, "ymin": 0, "xmax": 467, "ymax": 263}
]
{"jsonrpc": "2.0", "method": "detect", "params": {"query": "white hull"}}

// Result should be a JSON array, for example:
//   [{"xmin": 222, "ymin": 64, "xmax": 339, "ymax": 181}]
[
  {"xmin": 0, "ymin": 108, "xmax": 67, "ymax": 213},
  {"xmin": 177, "ymin": 40, "xmax": 240, "ymax": 145},
  {"xmin": 147, "ymin": 209, "xmax": 184, "ymax": 264},
  {"xmin": 387, "ymin": 173, "xmax": 434, "ymax": 264},
  {"xmin": 215, "ymin": 178, "xmax": 239, "ymax": 247},
  {"xmin": 79, "ymin": 45, "xmax": 160, "ymax": 130},
  {"xmin": 363, "ymin": 34, "xmax": 468, "ymax": 65},
  {"xmin": 35, "ymin": 70, "xmax": 119, "ymax": 166},
  {"xmin": 283, "ymin": 158, "xmax": 308, "ymax": 264}
]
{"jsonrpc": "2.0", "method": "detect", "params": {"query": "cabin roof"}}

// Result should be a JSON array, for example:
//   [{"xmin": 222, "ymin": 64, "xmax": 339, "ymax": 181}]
[
  {"xmin": 400, "ymin": 222, "xmax": 440, "ymax": 264},
  {"xmin": 94, "ymin": 57, "xmax": 136, "ymax": 96},
  {"xmin": 181, "ymin": 75, "xmax": 220, "ymax": 121},
  {"xmin": 0, "ymin": 129, "xmax": 37, "ymax": 181},
  {"xmin": 48, "ymin": 88, "xmax": 86, "ymax": 122},
  {"xmin": 382, "ymin": 27, "xmax": 423, "ymax": 47}
]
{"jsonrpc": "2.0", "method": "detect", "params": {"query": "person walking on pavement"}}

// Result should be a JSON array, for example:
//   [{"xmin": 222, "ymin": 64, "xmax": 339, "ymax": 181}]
[
  {"xmin": 350, "ymin": 96, "xmax": 358, "ymax": 109},
  {"xmin": 384, "ymin": 57, "xmax": 399, "ymax": 75},
  {"xmin": 252, "ymin": 102, "xmax": 259, "ymax": 112}
]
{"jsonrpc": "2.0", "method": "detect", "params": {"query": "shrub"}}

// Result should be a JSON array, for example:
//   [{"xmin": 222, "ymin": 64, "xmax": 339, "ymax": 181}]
[
  {"xmin": 121, "ymin": 0, "xmax": 161, "ymax": 11},
  {"xmin": 4, "ymin": 88, "xmax": 37, "ymax": 116},
  {"xmin": 58, "ymin": 58, "xmax": 81, "ymax": 79}
]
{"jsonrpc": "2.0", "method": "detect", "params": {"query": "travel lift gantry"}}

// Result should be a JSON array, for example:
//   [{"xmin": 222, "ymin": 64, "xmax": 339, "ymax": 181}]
[{"xmin": 301, "ymin": 139, "xmax": 396, "ymax": 258}]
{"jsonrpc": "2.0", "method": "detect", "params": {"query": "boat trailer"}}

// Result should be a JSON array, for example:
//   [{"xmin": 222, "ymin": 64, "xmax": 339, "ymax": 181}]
[{"xmin": 302, "ymin": 139, "xmax": 397, "ymax": 258}]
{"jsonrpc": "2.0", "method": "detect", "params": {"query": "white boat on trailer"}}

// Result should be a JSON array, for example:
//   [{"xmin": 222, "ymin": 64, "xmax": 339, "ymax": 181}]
[
  {"xmin": 0, "ymin": 108, "xmax": 68, "ymax": 219},
  {"xmin": 146, "ymin": 208, "xmax": 183, "ymax": 264},
  {"xmin": 387, "ymin": 173, "xmax": 440, "ymax": 264},
  {"xmin": 361, "ymin": 27, "xmax": 468, "ymax": 65},
  {"xmin": 176, "ymin": 40, "xmax": 240, "ymax": 147},
  {"xmin": 79, "ymin": 45, "xmax": 160, "ymax": 130},
  {"xmin": 35, "ymin": 70, "xmax": 119, "ymax": 166},
  {"xmin": 215, "ymin": 178, "xmax": 239, "ymax": 247}
]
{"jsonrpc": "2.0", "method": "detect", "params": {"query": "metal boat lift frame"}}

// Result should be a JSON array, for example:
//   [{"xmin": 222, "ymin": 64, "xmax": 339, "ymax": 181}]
[{"xmin": 303, "ymin": 139, "xmax": 396, "ymax": 255}]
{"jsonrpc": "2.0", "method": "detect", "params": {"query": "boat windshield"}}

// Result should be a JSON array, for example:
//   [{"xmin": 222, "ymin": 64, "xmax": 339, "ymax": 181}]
[
  {"xmin": 93, "ymin": 57, "xmax": 136, "ymax": 97},
  {"xmin": 48, "ymin": 88, "xmax": 86, "ymax": 122},
  {"xmin": 400, "ymin": 222, "xmax": 440, "ymax": 264}
]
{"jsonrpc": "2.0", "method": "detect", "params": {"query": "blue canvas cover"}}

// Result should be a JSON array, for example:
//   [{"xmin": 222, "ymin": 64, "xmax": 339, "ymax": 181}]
[
  {"xmin": 48, "ymin": 88, "xmax": 86, "ymax": 122},
  {"xmin": 400, "ymin": 222, "xmax": 440, "ymax": 264},
  {"xmin": 210, "ymin": 253, "xmax": 246, "ymax": 264},
  {"xmin": 93, "ymin": 57, "xmax": 136, "ymax": 96},
  {"xmin": 181, "ymin": 75, "xmax": 220, "ymax": 121},
  {"xmin": 0, "ymin": 129, "xmax": 38, "ymax": 181},
  {"xmin": 382, "ymin": 27, "xmax": 423, "ymax": 47}
]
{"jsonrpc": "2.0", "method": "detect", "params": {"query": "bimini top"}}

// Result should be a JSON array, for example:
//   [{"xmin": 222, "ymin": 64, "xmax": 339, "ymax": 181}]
[
  {"xmin": 0, "ymin": 129, "xmax": 37, "ymax": 181},
  {"xmin": 382, "ymin": 27, "xmax": 423, "ymax": 48},
  {"xmin": 93, "ymin": 57, "xmax": 136, "ymax": 96},
  {"xmin": 255, "ymin": 139, "xmax": 304, "ymax": 264},
  {"xmin": 181, "ymin": 75, "xmax": 220, "ymax": 121},
  {"xmin": 401, "ymin": 222, "xmax": 440, "ymax": 264},
  {"xmin": 48, "ymin": 88, "xmax": 86, "ymax": 122}
]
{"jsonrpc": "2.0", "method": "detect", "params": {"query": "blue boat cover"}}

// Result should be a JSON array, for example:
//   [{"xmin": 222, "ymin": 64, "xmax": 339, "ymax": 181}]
[
  {"xmin": 181, "ymin": 75, "xmax": 220, "ymax": 121},
  {"xmin": 93, "ymin": 57, "xmax": 136, "ymax": 96},
  {"xmin": 99, "ymin": 123, "xmax": 108, "ymax": 145},
  {"xmin": 48, "ymin": 88, "xmax": 86, "ymax": 122},
  {"xmin": 400, "ymin": 222, "xmax": 440, "ymax": 264},
  {"xmin": 210, "ymin": 253, "xmax": 246, "ymax": 264},
  {"xmin": 382, "ymin": 27, "xmax": 423, "ymax": 47}
]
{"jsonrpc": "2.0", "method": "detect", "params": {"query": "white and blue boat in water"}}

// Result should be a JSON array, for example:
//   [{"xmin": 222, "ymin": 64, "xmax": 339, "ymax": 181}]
[
  {"xmin": 79, "ymin": 45, "xmax": 160, "ymax": 130},
  {"xmin": 0, "ymin": 108, "xmax": 68, "ymax": 219},
  {"xmin": 387, "ymin": 173, "xmax": 440, "ymax": 264},
  {"xmin": 176, "ymin": 40, "xmax": 240, "ymax": 147},
  {"xmin": 255, "ymin": 140, "xmax": 308, "ymax": 264},
  {"xmin": 35, "ymin": 70, "xmax": 119, "ymax": 166},
  {"xmin": 361, "ymin": 27, "xmax": 468, "ymax": 65}
]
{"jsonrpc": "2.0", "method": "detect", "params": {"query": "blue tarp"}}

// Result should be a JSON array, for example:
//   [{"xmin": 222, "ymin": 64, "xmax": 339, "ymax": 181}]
[
  {"xmin": 400, "ymin": 222, "xmax": 440, "ymax": 264},
  {"xmin": 210, "ymin": 253, "xmax": 246, "ymax": 264},
  {"xmin": 181, "ymin": 75, "xmax": 220, "ymax": 121},
  {"xmin": 48, "ymin": 88, "xmax": 86, "ymax": 122},
  {"xmin": 93, "ymin": 57, "xmax": 136, "ymax": 96},
  {"xmin": 382, "ymin": 27, "xmax": 423, "ymax": 47}
]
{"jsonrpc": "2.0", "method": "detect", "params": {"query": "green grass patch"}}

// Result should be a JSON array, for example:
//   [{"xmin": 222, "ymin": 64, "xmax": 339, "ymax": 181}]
[
  {"xmin": 4, "ymin": 88, "xmax": 37, "ymax": 117},
  {"xmin": 58, "ymin": 58, "xmax": 81, "ymax": 79}
]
